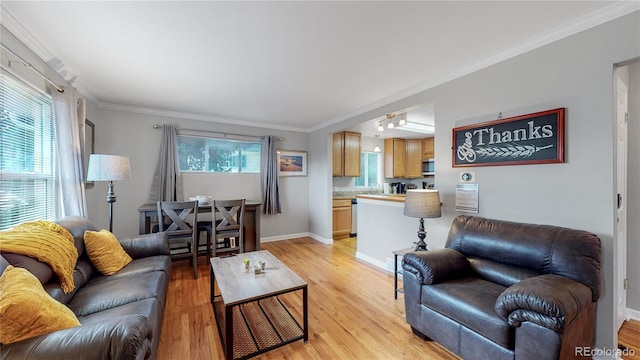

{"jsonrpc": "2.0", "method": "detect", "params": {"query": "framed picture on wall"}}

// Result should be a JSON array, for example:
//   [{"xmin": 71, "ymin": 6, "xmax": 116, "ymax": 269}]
[
  {"xmin": 452, "ymin": 108, "xmax": 565, "ymax": 167},
  {"xmin": 277, "ymin": 150, "xmax": 307, "ymax": 177}
]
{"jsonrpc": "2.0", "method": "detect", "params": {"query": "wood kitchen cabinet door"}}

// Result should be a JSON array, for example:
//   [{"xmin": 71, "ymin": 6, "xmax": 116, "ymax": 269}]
[
  {"xmin": 384, "ymin": 138, "xmax": 406, "ymax": 178},
  {"xmin": 421, "ymin": 137, "xmax": 435, "ymax": 160},
  {"xmin": 343, "ymin": 132, "xmax": 361, "ymax": 177},
  {"xmin": 332, "ymin": 199, "xmax": 352, "ymax": 239},
  {"xmin": 406, "ymin": 139, "xmax": 422, "ymax": 178},
  {"xmin": 332, "ymin": 131, "xmax": 361, "ymax": 177},
  {"xmin": 332, "ymin": 132, "xmax": 344, "ymax": 176}
]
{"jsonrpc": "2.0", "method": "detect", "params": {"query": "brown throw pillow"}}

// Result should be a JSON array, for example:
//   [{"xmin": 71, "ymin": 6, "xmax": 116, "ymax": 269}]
[
  {"xmin": 0, "ymin": 265, "xmax": 81, "ymax": 344},
  {"xmin": 84, "ymin": 230, "xmax": 132, "ymax": 275}
]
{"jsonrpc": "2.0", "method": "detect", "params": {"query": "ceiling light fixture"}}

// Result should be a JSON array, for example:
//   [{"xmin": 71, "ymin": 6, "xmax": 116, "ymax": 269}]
[
  {"xmin": 398, "ymin": 114, "xmax": 407, "ymax": 126},
  {"xmin": 377, "ymin": 121, "xmax": 384, "ymax": 131},
  {"xmin": 386, "ymin": 113, "xmax": 397, "ymax": 129},
  {"xmin": 373, "ymin": 145, "xmax": 381, "ymax": 153}
]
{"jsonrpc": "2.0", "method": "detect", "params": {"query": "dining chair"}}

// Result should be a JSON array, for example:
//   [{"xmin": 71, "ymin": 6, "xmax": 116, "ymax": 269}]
[
  {"xmin": 201, "ymin": 199, "xmax": 245, "ymax": 257},
  {"xmin": 157, "ymin": 200, "xmax": 199, "ymax": 278}
]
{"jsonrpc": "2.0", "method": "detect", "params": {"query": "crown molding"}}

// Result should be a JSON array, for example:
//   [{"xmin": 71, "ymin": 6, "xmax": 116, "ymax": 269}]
[
  {"xmin": 310, "ymin": 1, "xmax": 640, "ymax": 133},
  {"xmin": 4, "ymin": 2, "xmax": 637, "ymax": 133},
  {"xmin": 1, "ymin": 4, "xmax": 101, "ymax": 106},
  {"xmin": 0, "ymin": 5, "xmax": 55, "ymax": 63},
  {"xmin": 98, "ymin": 102, "xmax": 310, "ymax": 133},
  {"xmin": 0, "ymin": 5, "xmax": 77, "ymax": 84}
]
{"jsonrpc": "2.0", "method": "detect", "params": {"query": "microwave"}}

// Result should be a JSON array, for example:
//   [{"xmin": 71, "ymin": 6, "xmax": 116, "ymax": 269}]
[{"xmin": 422, "ymin": 159, "xmax": 435, "ymax": 176}]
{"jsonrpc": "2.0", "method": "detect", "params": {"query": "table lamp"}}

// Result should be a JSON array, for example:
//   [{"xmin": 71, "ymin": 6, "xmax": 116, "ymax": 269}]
[
  {"xmin": 403, "ymin": 189, "xmax": 441, "ymax": 251},
  {"xmin": 87, "ymin": 154, "xmax": 131, "ymax": 232}
]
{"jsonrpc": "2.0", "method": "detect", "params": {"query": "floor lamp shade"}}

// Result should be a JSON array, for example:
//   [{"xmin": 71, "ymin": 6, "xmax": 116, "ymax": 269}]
[
  {"xmin": 404, "ymin": 190, "xmax": 441, "ymax": 251},
  {"xmin": 87, "ymin": 154, "xmax": 131, "ymax": 232},
  {"xmin": 87, "ymin": 155, "xmax": 132, "ymax": 182}
]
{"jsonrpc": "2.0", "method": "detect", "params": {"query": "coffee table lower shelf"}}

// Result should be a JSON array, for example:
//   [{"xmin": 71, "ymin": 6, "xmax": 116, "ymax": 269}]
[{"xmin": 213, "ymin": 295, "xmax": 304, "ymax": 360}]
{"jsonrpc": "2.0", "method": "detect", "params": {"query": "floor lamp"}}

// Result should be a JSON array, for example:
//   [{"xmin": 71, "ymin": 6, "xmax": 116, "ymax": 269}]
[
  {"xmin": 403, "ymin": 189, "xmax": 442, "ymax": 251},
  {"xmin": 87, "ymin": 154, "xmax": 131, "ymax": 232}
]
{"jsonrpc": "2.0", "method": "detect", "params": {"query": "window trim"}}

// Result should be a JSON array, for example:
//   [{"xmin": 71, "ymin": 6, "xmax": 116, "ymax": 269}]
[
  {"xmin": 0, "ymin": 70, "xmax": 57, "ymax": 230},
  {"xmin": 355, "ymin": 150, "xmax": 382, "ymax": 189}
]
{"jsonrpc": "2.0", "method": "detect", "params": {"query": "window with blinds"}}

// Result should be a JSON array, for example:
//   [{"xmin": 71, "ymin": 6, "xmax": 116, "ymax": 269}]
[{"xmin": 0, "ymin": 72, "xmax": 56, "ymax": 230}]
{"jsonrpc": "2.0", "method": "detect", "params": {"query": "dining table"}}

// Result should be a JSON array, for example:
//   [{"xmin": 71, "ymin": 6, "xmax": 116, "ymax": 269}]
[{"xmin": 137, "ymin": 200, "xmax": 262, "ymax": 253}]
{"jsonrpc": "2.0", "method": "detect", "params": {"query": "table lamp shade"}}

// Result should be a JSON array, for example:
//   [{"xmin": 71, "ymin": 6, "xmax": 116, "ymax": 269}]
[
  {"xmin": 404, "ymin": 189, "xmax": 441, "ymax": 218},
  {"xmin": 87, "ymin": 155, "xmax": 131, "ymax": 182}
]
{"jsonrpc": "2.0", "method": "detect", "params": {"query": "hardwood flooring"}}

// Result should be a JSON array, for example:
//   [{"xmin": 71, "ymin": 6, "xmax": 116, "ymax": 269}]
[
  {"xmin": 157, "ymin": 236, "xmax": 639, "ymax": 360},
  {"xmin": 620, "ymin": 320, "xmax": 640, "ymax": 360},
  {"xmin": 157, "ymin": 237, "xmax": 458, "ymax": 359}
]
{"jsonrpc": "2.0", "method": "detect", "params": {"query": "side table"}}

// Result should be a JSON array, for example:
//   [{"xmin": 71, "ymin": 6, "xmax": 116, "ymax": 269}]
[{"xmin": 392, "ymin": 247, "xmax": 414, "ymax": 299}]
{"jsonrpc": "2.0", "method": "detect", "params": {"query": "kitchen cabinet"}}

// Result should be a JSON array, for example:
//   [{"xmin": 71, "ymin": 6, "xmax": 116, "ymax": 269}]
[
  {"xmin": 421, "ymin": 137, "xmax": 435, "ymax": 160},
  {"xmin": 332, "ymin": 198, "xmax": 352, "ymax": 239},
  {"xmin": 384, "ymin": 138, "xmax": 406, "ymax": 178},
  {"xmin": 406, "ymin": 139, "xmax": 422, "ymax": 178},
  {"xmin": 333, "ymin": 131, "xmax": 361, "ymax": 177},
  {"xmin": 384, "ymin": 138, "xmax": 422, "ymax": 179}
]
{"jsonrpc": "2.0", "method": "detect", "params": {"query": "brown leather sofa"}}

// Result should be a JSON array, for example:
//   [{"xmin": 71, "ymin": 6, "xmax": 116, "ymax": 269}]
[
  {"xmin": 402, "ymin": 215, "xmax": 601, "ymax": 360},
  {"xmin": 0, "ymin": 217, "xmax": 171, "ymax": 360}
]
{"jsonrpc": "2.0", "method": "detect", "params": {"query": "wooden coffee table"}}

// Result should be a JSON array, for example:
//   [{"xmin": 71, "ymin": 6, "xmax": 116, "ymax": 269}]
[{"xmin": 210, "ymin": 250, "xmax": 308, "ymax": 360}]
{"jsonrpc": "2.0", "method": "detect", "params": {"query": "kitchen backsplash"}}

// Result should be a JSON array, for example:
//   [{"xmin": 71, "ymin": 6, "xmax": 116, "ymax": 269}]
[{"xmin": 333, "ymin": 189, "xmax": 382, "ymax": 198}]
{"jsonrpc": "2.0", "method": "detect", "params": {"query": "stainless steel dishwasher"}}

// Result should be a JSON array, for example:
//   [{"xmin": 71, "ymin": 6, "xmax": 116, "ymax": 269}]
[{"xmin": 350, "ymin": 198, "xmax": 357, "ymax": 237}]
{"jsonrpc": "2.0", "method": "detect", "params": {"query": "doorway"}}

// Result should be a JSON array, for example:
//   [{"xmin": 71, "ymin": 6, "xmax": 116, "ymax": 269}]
[
  {"xmin": 615, "ymin": 67, "xmax": 628, "ymax": 331},
  {"xmin": 614, "ymin": 59, "xmax": 640, "ymax": 338}
]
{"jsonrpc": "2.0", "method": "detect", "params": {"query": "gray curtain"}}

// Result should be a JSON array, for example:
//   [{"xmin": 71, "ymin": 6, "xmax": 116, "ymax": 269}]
[
  {"xmin": 50, "ymin": 85, "xmax": 87, "ymax": 217},
  {"xmin": 148, "ymin": 124, "xmax": 183, "ymax": 202},
  {"xmin": 261, "ymin": 136, "xmax": 281, "ymax": 214}
]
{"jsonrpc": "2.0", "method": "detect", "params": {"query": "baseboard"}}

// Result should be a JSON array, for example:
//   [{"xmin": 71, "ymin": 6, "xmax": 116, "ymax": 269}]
[
  {"xmin": 260, "ymin": 232, "xmax": 312, "ymax": 243},
  {"xmin": 626, "ymin": 307, "xmax": 640, "ymax": 321},
  {"xmin": 308, "ymin": 233, "xmax": 333, "ymax": 244},
  {"xmin": 259, "ymin": 233, "xmax": 349, "ymax": 245},
  {"xmin": 355, "ymin": 251, "xmax": 392, "ymax": 273}
]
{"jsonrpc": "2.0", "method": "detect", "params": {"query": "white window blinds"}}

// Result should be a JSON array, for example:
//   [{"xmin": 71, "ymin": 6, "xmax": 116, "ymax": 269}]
[{"xmin": 0, "ymin": 71, "xmax": 56, "ymax": 230}]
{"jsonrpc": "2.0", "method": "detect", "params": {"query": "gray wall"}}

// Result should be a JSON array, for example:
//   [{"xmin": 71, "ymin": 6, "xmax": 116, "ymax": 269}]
[
  {"xmin": 628, "ymin": 62, "xmax": 640, "ymax": 313},
  {"xmin": 3, "ymin": 9, "xmax": 639, "ymax": 352},
  {"xmin": 85, "ymin": 109, "xmax": 310, "ymax": 240},
  {"xmin": 0, "ymin": 25, "xmax": 311, "ymax": 242},
  {"xmin": 309, "ymin": 12, "xmax": 639, "ymax": 349}
]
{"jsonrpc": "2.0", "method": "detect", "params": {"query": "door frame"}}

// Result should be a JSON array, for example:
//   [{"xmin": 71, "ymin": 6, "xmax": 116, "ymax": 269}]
[{"xmin": 614, "ymin": 66, "xmax": 629, "ymax": 331}]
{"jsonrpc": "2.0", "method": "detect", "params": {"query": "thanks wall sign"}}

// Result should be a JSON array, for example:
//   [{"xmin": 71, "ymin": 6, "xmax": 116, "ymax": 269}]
[{"xmin": 452, "ymin": 108, "xmax": 565, "ymax": 167}]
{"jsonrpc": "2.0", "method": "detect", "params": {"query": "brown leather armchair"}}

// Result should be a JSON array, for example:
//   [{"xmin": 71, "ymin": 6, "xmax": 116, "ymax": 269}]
[{"xmin": 402, "ymin": 215, "xmax": 601, "ymax": 360}]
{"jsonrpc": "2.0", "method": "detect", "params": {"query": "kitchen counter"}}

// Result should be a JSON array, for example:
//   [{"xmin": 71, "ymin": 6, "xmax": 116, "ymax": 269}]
[
  {"xmin": 333, "ymin": 195, "xmax": 355, "ymax": 200},
  {"xmin": 355, "ymin": 195, "xmax": 418, "ymax": 272},
  {"xmin": 356, "ymin": 194, "xmax": 406, "ymax": 202},
  {"xmin": 333, "ymin": 190, "xmax": 383, "ymax": 200}
]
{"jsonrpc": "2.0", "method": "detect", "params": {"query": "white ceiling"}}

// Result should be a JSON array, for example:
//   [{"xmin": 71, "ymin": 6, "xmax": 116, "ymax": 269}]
[{"xmin": 1, "ymin": 1, "xmax": 633, "ymax": 133}]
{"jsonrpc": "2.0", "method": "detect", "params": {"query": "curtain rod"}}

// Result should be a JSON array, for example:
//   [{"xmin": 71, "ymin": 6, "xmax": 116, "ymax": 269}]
[
  {"xmin": 1, "ymin": 43, "xmax": 64, "ymax": 93},
  {"xmin": 152, "ymin": 124, "xmax": 283, "ymax": 141}
]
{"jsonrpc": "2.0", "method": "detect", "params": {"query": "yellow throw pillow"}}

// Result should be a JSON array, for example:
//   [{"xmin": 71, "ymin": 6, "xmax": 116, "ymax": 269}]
[
  {"xmin": 84, "ymin": 230, "xmax": 132, "ymax": 275},
  {"xmin": 0, "ymin": 265, "xmax": 81, "ymax": 344}
]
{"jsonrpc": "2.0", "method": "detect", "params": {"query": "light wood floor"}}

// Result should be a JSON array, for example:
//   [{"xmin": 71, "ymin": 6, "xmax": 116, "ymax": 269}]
[
  {"xmin": 620, "ymin": 319, "xmax": 640, "ymax": 360},
  {"xmin": 157, "ymin": 237, "xmax": 639, "ymax": 360}
]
